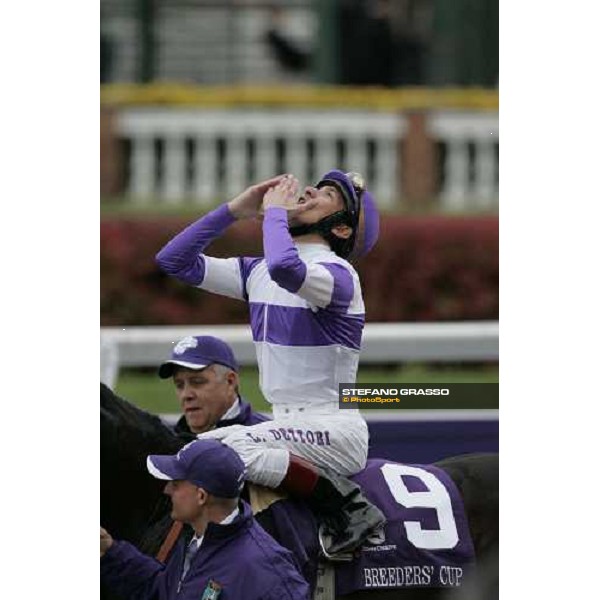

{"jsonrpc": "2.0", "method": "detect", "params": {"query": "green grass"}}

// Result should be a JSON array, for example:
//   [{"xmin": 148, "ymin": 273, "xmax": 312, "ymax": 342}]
[{"xmin": 116, "ymin": 364, "xmax": 498, "ymax": 415}]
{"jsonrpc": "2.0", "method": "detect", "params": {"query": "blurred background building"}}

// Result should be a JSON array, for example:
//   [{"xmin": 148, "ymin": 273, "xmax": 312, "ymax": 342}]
[
  {"xmin": 100, "ymin": 0, "xmax": 497, "ymax": 87},
  {"xmin": 101, "ymin": 0, "xmax": 498, "ymax": 212}
]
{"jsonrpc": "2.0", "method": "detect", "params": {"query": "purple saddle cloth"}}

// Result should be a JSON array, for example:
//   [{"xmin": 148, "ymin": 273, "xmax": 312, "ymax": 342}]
[{"xmin": 334, "ymin": 458, "xmax": 476, "ymax": 595}]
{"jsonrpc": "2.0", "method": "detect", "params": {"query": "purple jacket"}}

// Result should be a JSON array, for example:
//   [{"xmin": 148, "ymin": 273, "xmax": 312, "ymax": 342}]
[{"xmin": 101, "ymin": 501, "xmax": 310, "ymax": 600}]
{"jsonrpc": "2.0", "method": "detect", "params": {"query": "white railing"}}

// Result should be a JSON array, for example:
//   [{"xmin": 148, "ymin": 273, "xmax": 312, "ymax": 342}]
[
  {"xmin": 100, "ymin": 321, "xmax": 499, "ymax": 384},
  {"xmin": 116, "ymin": 108, "xmax": 499, "ymax": 210},
  {"xmin": 428, "ymin": 111, "xmax": 499, "ymax": 211},
  {"xmin": 118, "ymin": 109, "xmax": 406, "ymax": 208},
  {"xmin": 100, "ymin": 337, "xmax": 120, "ymax": 389}
]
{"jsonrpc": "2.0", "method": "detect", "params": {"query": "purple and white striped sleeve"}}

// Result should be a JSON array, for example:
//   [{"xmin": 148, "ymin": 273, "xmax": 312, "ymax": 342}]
[
  {"xmin": 262, "ymin": 207, "xmax": 307, "ymax": 292},
  {"xmin": 155, "ymin": 204, "xmax": 247, "ymax": 301},
  {"xmin": 262, "ymin": 207, "xmax": 356, "ymax": 311}
]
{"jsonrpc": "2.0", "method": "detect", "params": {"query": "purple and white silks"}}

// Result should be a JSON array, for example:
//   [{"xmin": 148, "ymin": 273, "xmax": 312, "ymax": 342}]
[{"xmin": 156, "ymin": 205, "xmax": 365, "ymax": 409}]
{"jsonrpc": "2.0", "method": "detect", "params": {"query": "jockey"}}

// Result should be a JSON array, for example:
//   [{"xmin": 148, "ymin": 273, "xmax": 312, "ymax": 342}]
[{"xmin": 156, "ymin": 170, "xmax": 384, "ymax": 555}]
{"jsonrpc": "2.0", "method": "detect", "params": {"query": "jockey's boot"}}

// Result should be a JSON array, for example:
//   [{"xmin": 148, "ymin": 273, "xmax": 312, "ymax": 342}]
[{"xmin": 280, "ymin": 454, "xmax": 386, "ymax": 557}]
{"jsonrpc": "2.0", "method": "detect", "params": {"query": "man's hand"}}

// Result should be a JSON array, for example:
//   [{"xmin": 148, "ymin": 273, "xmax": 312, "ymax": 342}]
[
  {"xmin": 228, "ymin": 175, "xmax": 288, "ymax": 220},
  {"xmin": 101, "ymin": 527, "xmax": 114, "ymax": 557},
  {"xmin": 262, "ymin": 175, "xmax": 318, "ymax": 217}
]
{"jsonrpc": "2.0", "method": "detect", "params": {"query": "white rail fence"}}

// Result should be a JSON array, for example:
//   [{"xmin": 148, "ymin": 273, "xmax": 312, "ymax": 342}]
[
  {"xmin": 428, "ymin": 112, "xmax": 499, "ymax": 211},
  {"xmin": 100, "ymin": 321, "xmax": 499, "ymax": 388},
  {"xmin": 119, "ymin": 109, "xmax": 405, "ymax": 208},
  {"xmin": 116, "ymin": 109, "xmax": 498, "ymax": 210}
]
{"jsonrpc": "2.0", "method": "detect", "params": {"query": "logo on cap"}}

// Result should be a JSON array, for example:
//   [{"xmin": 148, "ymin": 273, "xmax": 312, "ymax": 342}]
[
  {"xmin": 174, "ymin": 336, "xmax": 198, "ymax": 355},
  {"xmin": 176, "ymin": 440, "xmax": 195, "ymax": 460},
  {"xmin": 347, "ymin": 171, "xmax": 366, "ymax": 193}
]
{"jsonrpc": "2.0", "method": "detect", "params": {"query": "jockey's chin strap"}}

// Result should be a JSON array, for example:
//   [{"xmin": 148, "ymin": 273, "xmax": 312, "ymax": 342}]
[
  {"xmin": 156, "ymin": 521, "xmax": 184, "ymax": 563},
  {"xmin": 289, "ymin": 210, "xmax": 357, "ymax": 259},
  {"xmin": 288, "ymin": 178, "xmax": 361, "ymax": 259}
]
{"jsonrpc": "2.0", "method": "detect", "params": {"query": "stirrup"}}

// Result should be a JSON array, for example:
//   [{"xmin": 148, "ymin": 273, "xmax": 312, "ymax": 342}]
[
  {"xmin": 318, "ymin": 525, "xmax": 354, "ymax": 562},
  {"xmin": 365, "ymin": 523, "xmax": 386, "ymax": 545}
]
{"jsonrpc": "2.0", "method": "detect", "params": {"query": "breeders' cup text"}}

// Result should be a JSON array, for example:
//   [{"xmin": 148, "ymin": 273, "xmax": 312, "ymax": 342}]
[{"xmin": 363, "ymin": 565, "xmax": 463, "ymax": 588}]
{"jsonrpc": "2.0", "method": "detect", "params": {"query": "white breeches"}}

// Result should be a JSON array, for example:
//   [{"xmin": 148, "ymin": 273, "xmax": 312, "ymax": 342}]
[{"xmin": 196, "ymin": 407, "xmax": 369, "ymax": 488}]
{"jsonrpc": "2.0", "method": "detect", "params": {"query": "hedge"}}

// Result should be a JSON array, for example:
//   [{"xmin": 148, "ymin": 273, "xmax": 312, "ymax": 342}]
[{"xmin": 101, "ymin": 215, "xmax": 498, "ymax": 326}]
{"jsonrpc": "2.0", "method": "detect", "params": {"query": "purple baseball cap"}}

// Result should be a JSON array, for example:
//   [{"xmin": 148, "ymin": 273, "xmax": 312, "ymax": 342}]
[
  {"xmin": 158, "ymin": 335, "xmax": 239, "ymax": 379},
  {"xmin": 147, "ymin": 439, "xmax": 246, "ymax": 498}
]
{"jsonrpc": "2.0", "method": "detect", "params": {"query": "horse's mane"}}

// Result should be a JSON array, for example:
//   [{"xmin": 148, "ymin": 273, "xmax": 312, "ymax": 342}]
[{"xmin": 101, "ymin": 383, "xmax": 183, "ymax": 457}]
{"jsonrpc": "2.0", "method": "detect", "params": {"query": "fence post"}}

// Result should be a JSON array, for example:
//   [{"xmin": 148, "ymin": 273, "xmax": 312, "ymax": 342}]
[
  {"xmin": 402, "ymin": 112, "xmax": 436, "ymax": 209},
  {"xmin": 100, "ymin": 107, "xmax": 123, "ymax": 197}
]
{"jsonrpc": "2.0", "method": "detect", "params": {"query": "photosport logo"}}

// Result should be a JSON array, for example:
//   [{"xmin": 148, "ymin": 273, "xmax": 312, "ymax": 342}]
[{"xmin": 338, "ymin": 384, "xmax": 499, "ymax": 409}]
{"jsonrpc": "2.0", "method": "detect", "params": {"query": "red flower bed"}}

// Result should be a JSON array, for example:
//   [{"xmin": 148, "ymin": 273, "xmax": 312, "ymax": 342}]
[{"xmin": 101, "ymin": 215, "xmax": 498, "ymax": 325}]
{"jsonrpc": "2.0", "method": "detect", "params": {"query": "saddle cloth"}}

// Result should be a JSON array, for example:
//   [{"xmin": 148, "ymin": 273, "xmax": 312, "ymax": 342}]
[{"xmin": 335, "ymin": 459, "xmax": 476, "ymax": 595}]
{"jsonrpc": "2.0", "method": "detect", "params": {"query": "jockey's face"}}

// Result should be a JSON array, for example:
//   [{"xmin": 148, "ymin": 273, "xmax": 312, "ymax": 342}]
[
  {"xmin": 290, "ymin": 184, "xmax": 353, "ymax": 241},
  {"xmin": 164, "ymin": 480, "xmax": 206, "ymax": 524},
  {"xmin": 290, "ymin": 185, "xmax": 344, "ymax": 226},
  {"xmin": 172, "ymin": 365, "xmax": 238, "ymax": 434}
]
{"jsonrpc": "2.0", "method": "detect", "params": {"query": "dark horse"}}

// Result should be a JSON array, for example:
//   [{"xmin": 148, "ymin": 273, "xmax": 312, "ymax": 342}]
[{"xmin": 101, "ymin": 384, "xmax": 498, "ymax": 599}]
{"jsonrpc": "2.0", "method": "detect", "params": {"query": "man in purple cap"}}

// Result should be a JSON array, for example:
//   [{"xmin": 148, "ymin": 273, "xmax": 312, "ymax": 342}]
[
  {"xmin": 158, "ymin": 335, "xmax": 269, "ymax": 439},
  {"xmin": 133, "ymin": 335, "xmax": 269, "ymax": 559},
  {"xmin": 101, "ymin": 439, "xmax": 310, "ymax": 600},
  {"xmin": 156, "ymin": 170, "xmax": 383, "ymax": 555}
]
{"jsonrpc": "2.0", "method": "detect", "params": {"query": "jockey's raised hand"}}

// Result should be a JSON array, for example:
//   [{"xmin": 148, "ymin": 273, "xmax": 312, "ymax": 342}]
[
  {"xmin": 227, "ymin": 174, "xmax": 288, "ymax": 220},
  {"xmin": 262, "ymin": 175, "xmax": 319, "ymax": 219}
]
